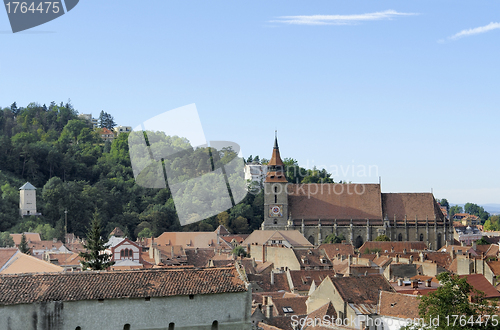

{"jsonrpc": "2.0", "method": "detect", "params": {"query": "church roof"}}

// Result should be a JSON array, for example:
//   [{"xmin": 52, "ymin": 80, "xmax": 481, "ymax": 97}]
[
  {"xmin": 382, "ymin": 193, "xmax": 444, "ymax": 221},
  {"xmin": 19, "ymin": 182, "xmax": 36, "ymax": 190},
  {"xmin": 288, "ymin": 183, "xmax": 383, "ymax": 220},
  {"xmin": 265, "ymin": 135, "xmax": 288, "ymax": 183}
]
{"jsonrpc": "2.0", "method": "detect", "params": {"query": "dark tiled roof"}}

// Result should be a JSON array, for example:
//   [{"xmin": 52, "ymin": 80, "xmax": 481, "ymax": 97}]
[
  {"xmin": 248, "ymin": 272, "xmax": 290, "ymax": 293},
  {"xmin": 0, "ymin": 267, "xmax": 246, "ymax": 306},
  {"xmin": 330, "ymin": 274, "xmax": 395, "ymax": 305},
  {"xmin": 486, "ymin": 261, "xmax": 500, "ymax": 276},
  {"xmin": 319, "ymin": 244, "xmax": 355, "ymax": 259},
  {"xmin": 378, "ymin": 291, "xmax": 419, "ymax": 319},
  {"xmin": 288, "ymin": 184, "xmax": 383, "ymax": 220},
  {"xmin": 273, "ymin": 296, "xmax": 308, "ymax": 316},
  {"xmin": 360, "ymin": 241, "xmax": 427, "ymax": 254},
  {"xmin": 460, "ymin": 274, "xmax": 500, "ymax": 299},
  {"xmin": 382, "ymin": 193, "xmax": 445, "ymax": 222},
  {"xmin": 185, "ymin": 248, "xmax": 216, "ymax": 267},
  {"xmin": 288, "ymin": 269, "xmax": 337, "ymax": 292},
  {"xmin": 424, "ymin": 252, "xmax": 452, "ymax": 269},
  {"xmin": 293, "ymin": 248, "xmax": 332, "ymax": 269},
  {"xmin": 304, "ymin": 302, "xmax": 337, "ymax": 329}
]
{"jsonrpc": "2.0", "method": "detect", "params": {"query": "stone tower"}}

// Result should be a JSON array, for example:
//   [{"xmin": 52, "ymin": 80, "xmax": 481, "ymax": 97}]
[
  {"xmin": 262, "ymin": 133, "xmax": 289, "ymax": 229},
  {"xmin": 19, "ymin": 182, "xmax": 37, "ymax": 216}
]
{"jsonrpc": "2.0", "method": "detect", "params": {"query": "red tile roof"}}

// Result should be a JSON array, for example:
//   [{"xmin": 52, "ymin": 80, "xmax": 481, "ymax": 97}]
[
  {"xmin": 382, "ymin": 193, "xmax": 445, "ymax": 222},
  {"xmin": 330, "ymin": 274, "xmax": 395, "ymax": 305},
  {"xmin": 0, "ymin": 249, "xmax": 18, "ymax": 269},
  {"xmin": 0, "ymin": 267, "xmax": 246, "ymax": 306},
  {"xmin": 288, "ymin": 269, "xmax": 337, "ymax": 292},
  {"xmin": 318, "ymin": 243, "xmax": 355, "ymax": 259},
  {"xmin": 378, "ymin": 291, "xmax": 420, "ymax": 319},
  {"xmin": 460, "ymin": 274, "xmax": 500, "ymax": 300},
  {"xmin": 288, "ymin": 184, "xmax": 383, "ymax": 220},
  {"xmin": 303, "ymin": 302, "xmax": 337, "ymax": 329},
  {"xmin": 359, "ymin": 241, "xmax": 427, "ymax": 254},
  {"xmin": 272, "ymin": 296, "xmax": 308, "ymax": 316},
  {"xmin": 486, "ymin": 260, "xmax": 500, "ymax": 276}
]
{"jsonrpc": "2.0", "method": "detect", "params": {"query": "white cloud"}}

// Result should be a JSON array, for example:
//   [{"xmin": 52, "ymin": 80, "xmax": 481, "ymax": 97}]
[
  {"xmin": 449, "ymin": 22, "xmax": 500, "ymax": 40},
  {"xmin": 271, "ymin": 10, "xmax": 418, "ymax": 26}
]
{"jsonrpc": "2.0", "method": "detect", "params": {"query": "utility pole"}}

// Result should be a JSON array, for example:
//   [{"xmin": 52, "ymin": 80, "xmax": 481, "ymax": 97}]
[{"xmin": 64, "ymin": 210, "xmax": 68, "ymax": 243}]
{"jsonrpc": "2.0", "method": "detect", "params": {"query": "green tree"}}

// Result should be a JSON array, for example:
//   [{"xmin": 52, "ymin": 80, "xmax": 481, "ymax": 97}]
[
  {"xmin": 475, "ymin": 237, "xmax": 489, "ymax": 245},
  {"xmin": 449, "ymin": 205, "xmax": 463, "ymax": 218},
  {"xmin": 137, "ymin": 227, "xmax": 153, "ymax": 239},
  {"xmin": 19, "ymin": 233, "xmax": 30, "ymax": 254},
  {"xmin": 324, "ymin": 234, "xmax": 345, "ymax": 244},
  {"xmin": 439, "ymin": 198, "xmax": 449, "ymax": 210},
  {"xmin": 484, "ymin": 215, "xmax": 500, "ymax": 231},
  {"xmin": 232, "ymin": 245, "xmax": 247, "ymax": 257},
  {"xmin": 464, "ymin": 203, "xmax": 490, "ymax": 222},
  {"xmin": 231, "ymin": 216, "xmax": 250, "ymax": 234},
  {"xmin": 402, "ymin": 272, "xmax": 498, "ymax": 330},
  {"xmin": 374, "ymin": 234, "xmax": 390, "ymax": 241},
  {"xmin": 79, "ymin": 210, "xmax": 115, "ymax": 270},
  {"xmin": 0, "ymin": 232, "xmax": 14, "ymax": 247}
]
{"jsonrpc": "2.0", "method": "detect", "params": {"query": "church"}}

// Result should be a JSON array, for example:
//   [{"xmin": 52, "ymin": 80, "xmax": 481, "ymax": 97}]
[{"xmin": 261, "ymin": 136, "xmax": 452, "ymax": 249}]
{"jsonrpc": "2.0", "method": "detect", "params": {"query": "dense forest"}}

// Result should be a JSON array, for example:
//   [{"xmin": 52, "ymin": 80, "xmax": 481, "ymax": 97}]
[{"xmin": 0, "ymin": 101, "xmax": 335, "ymax": 244}]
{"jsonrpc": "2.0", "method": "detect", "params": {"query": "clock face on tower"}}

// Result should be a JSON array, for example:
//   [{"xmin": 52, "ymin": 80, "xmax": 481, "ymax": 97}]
[{"xmin": 269, "ymin": 204, "xmax": 283, "ymax": 217}]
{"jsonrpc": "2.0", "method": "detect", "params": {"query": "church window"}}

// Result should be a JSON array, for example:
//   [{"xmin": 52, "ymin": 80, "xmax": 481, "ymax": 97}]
[
  {"xmin": 398, "ymin": 233, "xmax": 403, "ymax": 241},
  {"xmin": 420, "ymin": 234, "xmax": 424, "ymax": 241},
  {"xmin": 124, "ymin": 325, "xmax": 130, "ymax": 330},
  {"xmin": 274, "ymin": 194, "xmax": 277, "ymax": 203},
  {"xmin": 120, "ymin": 250, "xmax": 124, "ymax": 258},
  {"xmin": 212, "ymin": 321, "xmax": 219, "ymax": 330},
  {"xmin": 168, "ymin": 323, "xmax": 175, "ymax": 330}
]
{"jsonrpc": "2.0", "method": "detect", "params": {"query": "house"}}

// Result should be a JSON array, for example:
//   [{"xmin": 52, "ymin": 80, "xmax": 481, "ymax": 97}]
[
  {"xmin": 261, "ymin": 136, "xmax": 452, "ymax": 249},
  {"xmin": 377, "ymin": 291, "xmax": 420, "ymax": 330},
  {"xmin": 113, "ymin": 125, "xmax": 132, "ymax": 136},
  {"xmin": 306, "ymin": 274, "xmax": 395, "ymax": 329},
  {"xmin": 143, "ymin": 230, "xmax": 232, "ymax": 251},
  {"xmin": 459, "ymin": 274, "xmax": 500, "ymax": 301},
  {"xmin": 453, "ymin": 226, "xmax": 483, "ymax": 246},
  {"xmin": 10, "ymin": 232, "xmax": 41, "ymax": 246},
  {"xmin": 100, "ymin": 127, "xmax": 114, "ymax": 142},
  {"xmin": 286, "ymin": 269, "xmax": 337, "ymax": 295},
  {"xmin": 0, "ymin": 266, "xmax": 252, "ymax": 330},
  {"xmin": 243, "ymin": 230, "xmax": 313, "ymax": 248},
  {"xmin": 78, "ymin": 113, "xmax": 98, "ymax": 128},
  {"xmin": 0, "ymin": 249, "xmax": 64, "ymax": 274},
  {"xmin": 43, "ymin": 252, "xmax": 83, "ymax": 271},
  {"xmin": 318, "ymin": 243, "xmax": 356, "ymax": 260},
  {"xmin": 105, "ymin": 236, "xmax": 143, "ymax": 268}
]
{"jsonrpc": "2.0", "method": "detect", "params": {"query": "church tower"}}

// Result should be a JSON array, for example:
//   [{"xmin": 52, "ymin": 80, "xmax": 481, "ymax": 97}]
[
  {"xmin": 19, "ymin": 182, "xmax": 37, "ymax": 216},
  {"xmin": 262, "ymin": 133, "xmax": 289, "ymax": 229}
]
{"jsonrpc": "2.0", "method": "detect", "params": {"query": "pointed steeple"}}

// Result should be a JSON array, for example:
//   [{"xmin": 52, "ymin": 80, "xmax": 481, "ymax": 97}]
[{"xmin": 266, "ymin": 132, "xmax": 287, "ymax": 183}]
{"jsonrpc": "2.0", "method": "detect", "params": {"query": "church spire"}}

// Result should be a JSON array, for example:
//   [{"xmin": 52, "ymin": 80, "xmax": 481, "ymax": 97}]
[{"xmin": 266, "ymin": 132, "xmax": 287, "ymax": 183}]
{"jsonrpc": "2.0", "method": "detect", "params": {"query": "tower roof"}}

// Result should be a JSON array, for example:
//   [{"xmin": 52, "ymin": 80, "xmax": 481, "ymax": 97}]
[
  {"xmin": 265, "ymin": 133, "xmax": 288, "ymax": 183},
  {"xmin": 19, "ymin": 182, "xmax": 36, "ymax": 190}
]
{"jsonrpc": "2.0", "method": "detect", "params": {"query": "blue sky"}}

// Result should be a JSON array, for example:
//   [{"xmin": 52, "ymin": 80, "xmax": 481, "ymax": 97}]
[{"xmin": 1, "ymin": 1, "xmax": 499, "ymax": 205}]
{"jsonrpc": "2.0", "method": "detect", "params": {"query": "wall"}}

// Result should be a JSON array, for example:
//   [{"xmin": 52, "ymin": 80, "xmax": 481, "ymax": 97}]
[
  {"xmin": 0, "ymin": 291, "xmax": 252, "ymax": 330},
  {"xmin": 249, "ymin": 245, "xmax": 300, "ymax": 271}
]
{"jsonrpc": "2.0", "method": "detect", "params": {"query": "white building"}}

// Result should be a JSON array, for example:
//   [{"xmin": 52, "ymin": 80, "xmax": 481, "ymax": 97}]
[
  {"xmin": 19, "ymin": 182, "xmax": 38, "ymax": 216},
  {"xmin": 114, "ymin": 125, "xmax": 132, "ymax": 136},
  {"xmin": 244, "ymin": 164, "xmax": 267, "ymax": 186}
]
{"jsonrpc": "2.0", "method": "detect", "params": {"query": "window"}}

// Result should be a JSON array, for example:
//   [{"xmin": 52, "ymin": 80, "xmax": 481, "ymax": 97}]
[
  {"xmin": 189, "ymin": 295, "xmax": 194, "ymax": 300},
  {"xmin": 282, "ymin": 307, "xmax": 294, "ymax": 313},
  {"xmin": 274, "ymin": 194, "xmax": 277, "ymax": 203},
  {"xmin": 420, "ymin": 233, "xmax": 424, "ymax": 241},
  {"xmin": 212, "ymin": 321, "xmax": 219, "ymax": 330},
  {"xmin": 398, "ymin": 233, "xmax": 403, "ymax": 241},
  {"xmin": 124, "ymin": 325, "xmax": 130, "ymax": 330},
  {"xmin": 168, "ymin": 323, "xmax": 175, "ymax": 330},
  {"xmin": 120, "ymin": 250, "xmax": 124, "ymax": 258},
  {"xmin": 76, "ymin": 327, "xmax": 81, "ymax": 330}
]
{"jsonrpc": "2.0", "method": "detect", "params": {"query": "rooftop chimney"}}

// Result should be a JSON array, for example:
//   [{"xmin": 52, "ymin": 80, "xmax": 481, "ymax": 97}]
[
  {"xmin": 270, "ymin": 271, "xmax": 275, "ymax": 286},
  {"xmin": 426, "ymin": 279, "xmax": 432, "ymax": 287},
  {"xmin": 398, "ymin": 278, "xmax": 403, "ymax": 286},
  {"xmin": 266, "ymin": 304, "xmax": 273, "ymax": 319}
]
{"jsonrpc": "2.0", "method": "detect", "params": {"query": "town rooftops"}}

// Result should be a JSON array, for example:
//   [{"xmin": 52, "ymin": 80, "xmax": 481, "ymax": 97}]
[
  {"xmin": 10, "ymin": 232, "xmax": 41, "ymax": 245},
  {"xmin": 0, "ymin": 266, "xmax": 247, "ymax": 306}
]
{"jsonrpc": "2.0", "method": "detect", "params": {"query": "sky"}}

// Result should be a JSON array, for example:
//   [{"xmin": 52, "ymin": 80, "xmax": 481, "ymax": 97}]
[{"xmin": 1, "ymin": 1, "xmax": 499, "ymax": 205}]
